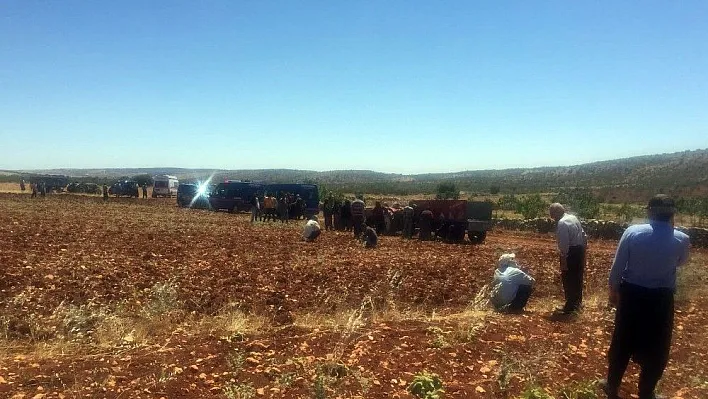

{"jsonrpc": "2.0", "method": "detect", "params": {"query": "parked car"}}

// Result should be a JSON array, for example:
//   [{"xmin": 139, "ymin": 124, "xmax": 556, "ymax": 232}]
[
  {"xmin": 177, "ymin": 183, "xmax": 211, "ymax": 208},
  {"xmin": 153, "ymin": 175, "xmax": 179, "ymax": 198},
  {"xmin": 108, "ymin": 180, "xmax": 140, "ymax": 197}
]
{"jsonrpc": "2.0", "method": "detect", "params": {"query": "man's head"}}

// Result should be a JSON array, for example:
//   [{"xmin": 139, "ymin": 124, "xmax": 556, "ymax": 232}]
[
  {"xmin": 497, "ymin": 253, "xmax": 517, "ymax": 269},
  {"xmin": 647, "ymin": 194, "xmax": 676, "ymax": 222},
  {"xmin": 549, "ymin": 203, "xmax": 565, "ymax": 221}
]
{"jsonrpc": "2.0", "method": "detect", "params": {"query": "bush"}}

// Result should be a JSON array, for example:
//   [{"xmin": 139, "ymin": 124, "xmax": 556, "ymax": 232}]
[
  {"xmin": 516, "ymin": 194, "xmax": 549, "ymax": 219},
  {"xmin": 132, "ymin": 174, "xmax": 154, "ymax": 187},
  {"xmin": 553, "ymin": 189, "xmax": 600, "ymax": 219},
  {"xmin": 519, "ymin": 385, "xmax": 555, "ymax": 399},
  {"xmin": 408, "ymin": 371, "xmax": 444, "ymax": 399},
  {"xmin": 498, "ymin": 194, "xmax": 519, "ymax": 211},
  {"xmin": 559, "ymin": 380, "xmax": 598, "ymax": 399},
  {"xmin": 436, "ymin": 182, "xmax": 460, "ymax": 200}
]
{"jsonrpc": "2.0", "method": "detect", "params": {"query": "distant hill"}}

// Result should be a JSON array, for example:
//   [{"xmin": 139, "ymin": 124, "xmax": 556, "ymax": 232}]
[{"xmin": 3, "ymin": 149, "xmax": 708, "ymax": 201}]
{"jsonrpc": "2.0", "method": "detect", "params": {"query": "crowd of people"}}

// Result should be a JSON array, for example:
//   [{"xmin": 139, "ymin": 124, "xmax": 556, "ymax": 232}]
[
  {"xmin": 300, "ymin": 194, "xmax": 379, "ymax": 248},
  {"xmin": 250, "ymin": 192, "xmax": 309, "ymax": 223}
]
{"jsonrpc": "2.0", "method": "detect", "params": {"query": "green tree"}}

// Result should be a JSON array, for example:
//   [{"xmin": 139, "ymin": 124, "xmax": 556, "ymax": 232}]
[
  {"xmin": 490, "ymin": 185, "xmax": 501, "ymax": 195},
  {"xmin": 497, "ymin": 194, "xmax": 519, "ymax": 211},
  {"xmin": 616, "ymin": 203, "xmax": 643, "ymax": 223},
  {"xmin": 132, "ymin": 174, "xmax": 154, "ymax": 187},
  {"xmin": 435, "ymin": 182, "xmax": 460, "ymax": 200},
  {"xmin": 516, "ymin": 194, "xmax": 549, "ymax": 219},
  {"xmin": 553, "ymin": 189, "xmax": 600, "ymax": 219}
]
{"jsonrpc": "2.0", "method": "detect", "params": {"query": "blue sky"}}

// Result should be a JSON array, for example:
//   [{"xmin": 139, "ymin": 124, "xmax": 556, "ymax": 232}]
[{"xmin": 1, "ymin": 1, "xmax": 706, "ymax": 174}]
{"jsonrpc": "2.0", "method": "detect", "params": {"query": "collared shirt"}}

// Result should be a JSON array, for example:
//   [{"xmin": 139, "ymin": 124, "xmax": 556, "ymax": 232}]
[
  {"xmin": 491, "ymin": 266, "xmax": 535, "ymax": 308},
  {"xmin": 609, "ymin": 221, "xmax": 690, "ymax": 291},
  {"xmin": 351, "ymin": 199, "xmax": 365, "ymax": 217},
  {"xmin": 556, "ymin": 213, "xmax": 587, "ymax": 257},
  {"xmin": 303, "ymin": 220, "xmax": 321, "ymax": 239}
]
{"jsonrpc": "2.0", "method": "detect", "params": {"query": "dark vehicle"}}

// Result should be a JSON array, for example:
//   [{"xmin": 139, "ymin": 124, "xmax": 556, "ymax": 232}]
[
  {"xmin": 409, "ymin": 199, "xmax": 493, "ymax": 243},
  {"xmin": 66, "ymin": 182, "xmax": 102, "ymax": 194},
  {"xmin": 29, "ymin": 174, "xmax": 69, "ymax": 192},
  {"xmin": 265, "ymin": 183, "xmax": 319, "ymax": 218},
  {"xmin": 108, "ymin": 180, "xmax": 140, "ymax": 197},
  {"xmin": 209, "ymin": 181, "xmax": 264, "ymax": 212},
  {"xmin": 177, "ymin": 183, "xmax": 211, "ymax": 209}
]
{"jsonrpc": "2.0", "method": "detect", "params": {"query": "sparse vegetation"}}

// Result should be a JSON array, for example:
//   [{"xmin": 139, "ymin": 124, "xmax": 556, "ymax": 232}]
[
  {"xmin": 559, "ymin": 380, "xmax": 598, "ymax": 399},
  {"xmin": 223, "ymin": 382, "xmax": 256, "ymax": 399},
  {"xmin": 0, "ymin": 193, "xmax": 706, "ymax": 398},
  {"xmin": 408, "ymin": 371, "xmax": 445, "ymax": 399},
  {"xmin": 519, "ymin": 385, "xmax": 555, "ymax": 399}
]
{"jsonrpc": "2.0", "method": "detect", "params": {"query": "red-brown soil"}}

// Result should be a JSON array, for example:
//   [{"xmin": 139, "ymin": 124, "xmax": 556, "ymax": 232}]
[{"xmin": 0, "ymin": 193, "xmax": 706, "ymax": 398}]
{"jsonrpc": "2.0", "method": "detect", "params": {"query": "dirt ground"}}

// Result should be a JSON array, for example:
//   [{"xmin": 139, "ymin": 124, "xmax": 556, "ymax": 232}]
[{"xmin": 0, "ymin": 193, "xmax": 706, "ymax": 399}]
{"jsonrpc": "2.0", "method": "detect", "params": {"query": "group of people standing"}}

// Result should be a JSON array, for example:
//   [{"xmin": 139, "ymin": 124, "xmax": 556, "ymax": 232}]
[
  {"xmin": 489, "ymin": 195, "xmax": 690, "ymax": 399},
  {"xmin": 250, "ymin": 192, "xmax": 308, "ymax": 223},
  {"xmin": 303, "ymin": 195, "xmax": 378, "ymax": 248},
  {"xmin": 29, "ymin": 181, "xmax": 48, "ymax": 198}
]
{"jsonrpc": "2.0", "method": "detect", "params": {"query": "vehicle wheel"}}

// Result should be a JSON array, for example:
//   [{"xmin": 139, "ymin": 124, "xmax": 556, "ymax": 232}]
[{"xmin": 468, "ymin": 231, "xmax": 487, "ymax": 244}]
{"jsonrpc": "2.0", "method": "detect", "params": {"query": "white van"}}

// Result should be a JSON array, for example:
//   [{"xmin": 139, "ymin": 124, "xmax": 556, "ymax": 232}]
[{"xmin": 152, "ymin": 175, "xmax": 179, "ymax": 198}]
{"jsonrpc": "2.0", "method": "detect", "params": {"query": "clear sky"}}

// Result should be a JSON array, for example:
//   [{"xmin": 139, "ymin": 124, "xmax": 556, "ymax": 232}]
[{"xmin": 1, "ymin": 1, "xmax": 706, "ymax": 174}]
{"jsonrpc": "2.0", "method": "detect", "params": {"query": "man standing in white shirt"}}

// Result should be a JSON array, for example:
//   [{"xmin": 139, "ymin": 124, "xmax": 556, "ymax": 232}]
[{"xmin": 550, "ymin": 203, "xmax": 588, "ymax": 314}]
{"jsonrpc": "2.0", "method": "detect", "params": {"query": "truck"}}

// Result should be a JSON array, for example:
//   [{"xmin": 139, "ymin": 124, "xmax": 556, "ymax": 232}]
[
  {"xmin": 108, "ymin": 180, "xmax": 140, "ymax": 197},
  {"xmin": 152, "ymin": 175, "xmax": 179, "ymax": 198},
  {"xmin": 29, "ymin": 174, "xmax": 69, "ymax": 192},
  {"xmin": 410, "ymin": 199, "xmax": 493, "ymax": 243}
]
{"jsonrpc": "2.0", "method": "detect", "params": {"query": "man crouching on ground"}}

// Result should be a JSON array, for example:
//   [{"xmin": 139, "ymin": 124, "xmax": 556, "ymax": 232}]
[
  {"xmin": 303, "ymin": 215, "xmax": 322, "ymax": 242},
  {"xmin": 491, "ymin": 253, "xmax": 535, "ymax": 313}
]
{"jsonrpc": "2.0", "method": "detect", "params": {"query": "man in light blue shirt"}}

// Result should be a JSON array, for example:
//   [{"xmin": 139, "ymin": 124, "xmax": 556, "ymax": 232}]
[
  {"xmin": 491, "ymin": 253, "xmax": 535, "ymax": 312},
  {"xmin": 603, "ymin": 194, "xmax": 690, "ymax": 399}
]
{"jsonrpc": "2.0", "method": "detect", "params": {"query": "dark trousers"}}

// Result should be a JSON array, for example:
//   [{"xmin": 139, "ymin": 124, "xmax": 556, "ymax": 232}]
[
  {"xmin": 353, "ymin": 215, "xmax": 365, "ymax": 237},
  {"xmin": 508, "ymin": 284, "xmax": 533, "ymax": 311},
  {"xmin": 323, "ymin": 213, "xmax": 333, "ymax": 230},
  {"xmin": 305, "ymin": 230, "xmax": 321, "ymax": 242},
  {"xmin": 403, "ymin": 219, "xmax": 413, "ymax": 238},
  {"xmin": 561, "ymin": 245, "xmax": 585, "ymax": 311},
  {"xmin": 606, "ymin": 283, "xmax": 674, "ymax": 399}
]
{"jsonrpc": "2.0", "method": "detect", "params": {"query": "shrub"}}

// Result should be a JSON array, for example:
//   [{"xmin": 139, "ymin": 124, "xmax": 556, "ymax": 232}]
[
  {"xmin": 498, "ymin": 194, "xmax": 519, "ymax": 211},
  {"xmin": 553, "ymin": 189, "xmax": 600, "ymax": 219},
  {"xmin": 436, "ymin": 182, "xmax": 460, "ymax": 200},
  {"xmin": 408, "ymin": 371, "xmax": 444, "ymax": 399},
  {"xmin": 559, "ymin": 380, "xmax": 598, "ymax": 399},
  {"xmin": 519, "ymin": 385, "xmax": 555, "ymax": 399},
  {"xmin": 516, "ymin": 194, "xmax": 549, "ymax": 219}
]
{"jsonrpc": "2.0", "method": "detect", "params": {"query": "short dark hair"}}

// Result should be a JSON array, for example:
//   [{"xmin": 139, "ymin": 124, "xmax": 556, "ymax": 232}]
[{"xmin": 647, "ymin": 194, "xmax": 676, "ymax": 222}]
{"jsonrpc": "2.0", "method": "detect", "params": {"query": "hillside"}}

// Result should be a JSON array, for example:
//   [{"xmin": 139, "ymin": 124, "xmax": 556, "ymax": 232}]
[{"xmin": 3, "ymin": 148, "xmax": 708, "ymax": 199}]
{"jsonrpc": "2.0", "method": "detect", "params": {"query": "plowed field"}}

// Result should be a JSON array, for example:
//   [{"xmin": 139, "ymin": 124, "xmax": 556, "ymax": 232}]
[{"xmin": 1, "ymin": 193, "xmax": 706, "ymax": 399}]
